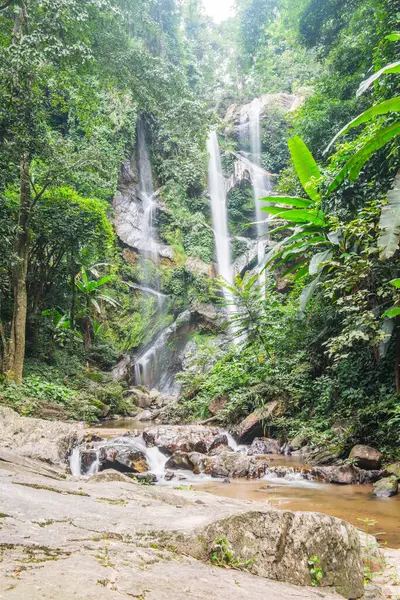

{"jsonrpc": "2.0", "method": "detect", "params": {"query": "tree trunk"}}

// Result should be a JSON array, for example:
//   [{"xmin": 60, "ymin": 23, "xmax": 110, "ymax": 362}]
[{"xmin": 6, "ymin": 154, "xmax": 30, "ymax": 383}]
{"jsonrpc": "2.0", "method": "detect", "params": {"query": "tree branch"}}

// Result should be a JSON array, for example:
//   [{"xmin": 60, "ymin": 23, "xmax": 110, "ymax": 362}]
[{"xmin": 0, "ymin": 0, "xmax": 13, "ymax": 10}]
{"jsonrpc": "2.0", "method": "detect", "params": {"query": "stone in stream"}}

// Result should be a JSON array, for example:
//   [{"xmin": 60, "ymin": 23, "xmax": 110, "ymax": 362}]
[
  {"xmin": 165, "ymin": 451, "xmax": 195, "ymax": 471},
  {"xmin": 184, "ymin": 450, "xmax": 270, "ymax": 479},
  {"xmin": 247, "ymin": 437, "xmax": 281, "ymax": 455},
  {"xmin": 373, "ymin": 476, "xmax": 398, "ymax": 498},
  {"xmin": 349, "ymin": 444, "xmax": 383, "ymax": 470},
  {"xmin": 143, "ymin": 425, "xmax": 226, "ymax": 455},
  {"xmin": 311, "ymin": 465, "xmax": 382, "ymax": 485},
  {"xmin": 384, "ymin": 462, "xmax": 400, "ymax": 479}
]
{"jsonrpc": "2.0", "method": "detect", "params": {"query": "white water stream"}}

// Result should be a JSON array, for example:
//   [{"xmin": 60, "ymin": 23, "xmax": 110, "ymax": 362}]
[
  {"xmin": 240, "ymin": 98, "xmax": 273, "ymax": 295},
  {"xmin": 207, "ymin": 131, "xmax": 234, "ymax": 295}
]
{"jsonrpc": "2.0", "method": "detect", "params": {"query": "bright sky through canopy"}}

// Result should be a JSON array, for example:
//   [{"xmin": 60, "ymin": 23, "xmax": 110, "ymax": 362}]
[{"xmin": 202, "ymin": 0, "xmax": 235, "ymax": 23}]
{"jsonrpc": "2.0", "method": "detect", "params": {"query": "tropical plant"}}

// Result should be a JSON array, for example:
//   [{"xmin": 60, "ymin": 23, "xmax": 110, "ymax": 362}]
[
  {"xmin": 75, "ymin": 268, "xmax": 118, "ymax": 350},
  {"xmin": 325, "ymin": 35, "xmax": 400, "ymax": 206},
  {"xmin": 259, "ymin": 136, "xmax": 335, "ymax": 308}
]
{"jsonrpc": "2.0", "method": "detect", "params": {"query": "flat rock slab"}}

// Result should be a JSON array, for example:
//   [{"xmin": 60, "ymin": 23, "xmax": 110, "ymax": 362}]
[
  {"xmin": 0, "ymin": 450, "xmax": 363, "ymax": 599},
  {"xmin": 0, "ymin": 544, "xmax": 342, "ymax": 600}
]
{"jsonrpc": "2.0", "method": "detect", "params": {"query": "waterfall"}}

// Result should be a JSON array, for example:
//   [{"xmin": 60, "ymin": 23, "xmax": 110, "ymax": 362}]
[
  {"xmin": 207, "ymin": 131, "xmax": 234, "ymax": 301},
  {"xmin": 136, "ymin": 119, "xmax": 163, "ymax": 308},
  {"xmin": 134, "ymin": 310, "xmax": 192, "ymax": 393},
  {"xmin": 70, "ymin": 447, "xmax": 81, "ymax": 477},
  {"xmin": 240, "ymin": 99, "xmax": 273, "ymax": 294}
]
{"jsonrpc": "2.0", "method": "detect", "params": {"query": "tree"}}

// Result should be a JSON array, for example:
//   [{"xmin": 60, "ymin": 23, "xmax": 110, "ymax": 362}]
[{"xmin": 0, "ymin": 0, "xmax": 131, "ymax": 382}]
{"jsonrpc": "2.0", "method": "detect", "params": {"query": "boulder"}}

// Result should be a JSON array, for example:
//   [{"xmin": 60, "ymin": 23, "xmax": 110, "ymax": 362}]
[
  {"xmin": 208, "ymin": 394, "xmax": 229, "ymax": 416},
  {"xmin": 304, "ymin": 447, "xmax": 342, "ymax": 466},
  {"xmin": 188, "ymin": 451, "xmax": 270, "ymax": 479},
  {"xmin": 384, "ymin": 462, "xmax": 400, "ymax": 479},
  {"xmin": 247, "ymin": 437, "xmax": 281, "ymax": 455},
  {"xmin": 88, "ymin": 469, "xmax": 134, "ymax": 484},
  {"xmin": 126, "ymin": 387, "xmax": 153, "ymax": 409},
  {"xmin": 208, "ymin": 434, "xmax": 229, "ymax": 452},
  {"xmin": 174, "ymin": 509, "xmax": 364, "ymax": 599},
  {"xmin": 236, "ymin": 402, "xmax": 279, "ymax": 444},
  {"xmin": 0, "ymin": 406, "xmax": 81, "ymax": 466},
  {"xmin": 165, "ymin": 452, "xmax": 195, "ymax": 471},
  {"xmin": 134, "ymin": 472, "xmax": 157, "ymax": 484},
  {"xmin": 349, "ymin": 445, "xmax": 383, "ymax": 470},
  {"xmin": 83, "ymin": 437, "xmax": 150, "ymax": 474},
  {"xmin": 311, "ymin": 465, "xmax": 382, "ymax": 485},
  {"xmin": 143, "ymin": 425, "xmax": 222, "ymax": 455},
  {"xmin": 373, "ymin": 476, "xmax": 398, "ymax": 498},
  {"xmin": 135, "ymin": 409, "xmax": 155, "ymax": 422},
  {"xmin": 288, "ymin": 434, "xmax": 308, "ymax": 451}
]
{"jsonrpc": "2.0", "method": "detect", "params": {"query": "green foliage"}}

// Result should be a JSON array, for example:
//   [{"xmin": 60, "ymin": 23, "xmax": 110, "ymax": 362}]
[
  {"xmin": 308, "ymin": 555, "xmax": 324, "ymax": 587},
  {"xmin": 210, "ymin": 536, "xmax": 255, "ymax": 570}
]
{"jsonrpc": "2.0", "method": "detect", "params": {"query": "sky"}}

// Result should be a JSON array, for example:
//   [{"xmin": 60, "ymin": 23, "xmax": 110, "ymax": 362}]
[{"xmin": 202, "ymin": 0, "xmax": 235, "ymax": 23}]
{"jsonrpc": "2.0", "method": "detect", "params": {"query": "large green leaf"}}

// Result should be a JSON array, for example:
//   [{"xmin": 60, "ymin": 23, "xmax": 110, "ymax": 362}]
[
  {"xmin": 260, "ymin": 195, "xmax": 314, "ymax": 208},
  {"xmin": 378, "ymin": 172, "xmax": 400, "ymax": 259},
  {"xmin": 357, "ymin": 61, "xmax": 400, "ymax": 96},
  {"xmin": 390, "ymin": 279, "xmax": 400, "ymax": 289},
  {"xmin": 309, "ymin": 250, "xmax": 333, "ymax": 275},
  {"xmin": 383, "ymin": 307, "xmax": 400, "ymax": 318},
  {"xmin": 325, "ymin": 98, "xmax": 400, "ymax": 154},
  {"xmin": 299, "ymin": 275, "xmax": 321, "ymax": 311},
  {"xmin": 288, "ymin": 136, "xmax": 321, "ymax": 202},
  {"xmin": 328, "ymin": 123, "xmax": 400, "ymax": 193},
  {"xmin": 262, "ymin": 206, "xmax": 326, "ymax": 226},
  {"xmin": 386, "ymin": 33, "xmax": 400, "ymax": 42}
]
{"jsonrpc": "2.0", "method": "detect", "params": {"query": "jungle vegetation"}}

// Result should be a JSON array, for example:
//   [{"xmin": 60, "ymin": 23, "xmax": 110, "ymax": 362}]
[{"xmin": 0, "ymin": 0, "xmax": 400, "ymax": 458}]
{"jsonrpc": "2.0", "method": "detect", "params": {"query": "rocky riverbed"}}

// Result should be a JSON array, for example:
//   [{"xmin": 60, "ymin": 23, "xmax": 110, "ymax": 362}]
[{"xmin": 1, "ymin": 407, "xmax": 400, "ymax": 599}]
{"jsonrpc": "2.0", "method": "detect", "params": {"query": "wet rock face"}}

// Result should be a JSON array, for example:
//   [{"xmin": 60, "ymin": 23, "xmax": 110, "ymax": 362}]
[
  {"xmin": 247, "ymin": 437, "xmax": 281, "ymax": 456},
  {"xmin": 142, "ymin": 425, "xmax": 227, "ymax": 456},
  {"xmin": 373, "ymin": 476, "xmax": 398, "ymax": 498},
  {"xmin": 349, "ymin": 445, "xmax": 383, "ymax": 470}
]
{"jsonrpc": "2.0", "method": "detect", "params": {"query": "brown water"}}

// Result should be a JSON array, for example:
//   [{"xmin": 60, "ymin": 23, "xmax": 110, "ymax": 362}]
[{"xmin": 196, "ymin": 478, "xmax": 400, "ymax": 548}]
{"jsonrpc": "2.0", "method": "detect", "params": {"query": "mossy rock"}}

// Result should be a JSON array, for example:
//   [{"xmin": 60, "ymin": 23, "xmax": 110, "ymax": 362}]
[{"xmin": 384, "ymin": 462, "xmax": 400, "ymax": 479}]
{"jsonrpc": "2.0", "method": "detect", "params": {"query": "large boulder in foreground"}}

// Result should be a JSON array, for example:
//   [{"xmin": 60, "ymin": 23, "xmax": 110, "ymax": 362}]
[
  {"xmin": 349, "ymin": 445, "xmax": 383, "ymax": 470},
  {"xmin": 143, "ymin": 425, "xmax": 226, "ymax": 455},
  {"xmin": 173, "ymin": 510, "xmax": 364, "ymax": 599},
  {"xmin": 0, "ymin": 406, "xmax": 81, "ymax": 466}
]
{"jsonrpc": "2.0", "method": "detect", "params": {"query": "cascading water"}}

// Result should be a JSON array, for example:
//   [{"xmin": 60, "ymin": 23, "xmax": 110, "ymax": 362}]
[
  {"xmin": 240, "ymin": 99, "xmax": 273, "ymax": 295},
  {"xmin": 207, "ymin": 131, "xmax": 234, "ymax": 293},
  {"xmin": 133, "ymin": 310, "xmax": 192, "ymax": 394},
  {"xmin": 136, "ymin": 119, "xmax": 161, "ymax": 294},
  {"xmin": 133, "ymin": 120, "xmax": 166, "ymax": 390}
]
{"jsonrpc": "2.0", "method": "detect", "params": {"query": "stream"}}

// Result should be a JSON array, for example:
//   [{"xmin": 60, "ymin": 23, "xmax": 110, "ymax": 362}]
[{"xmin": 87, "ymin": 420, "xmax": 400, "ymax": 548}]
